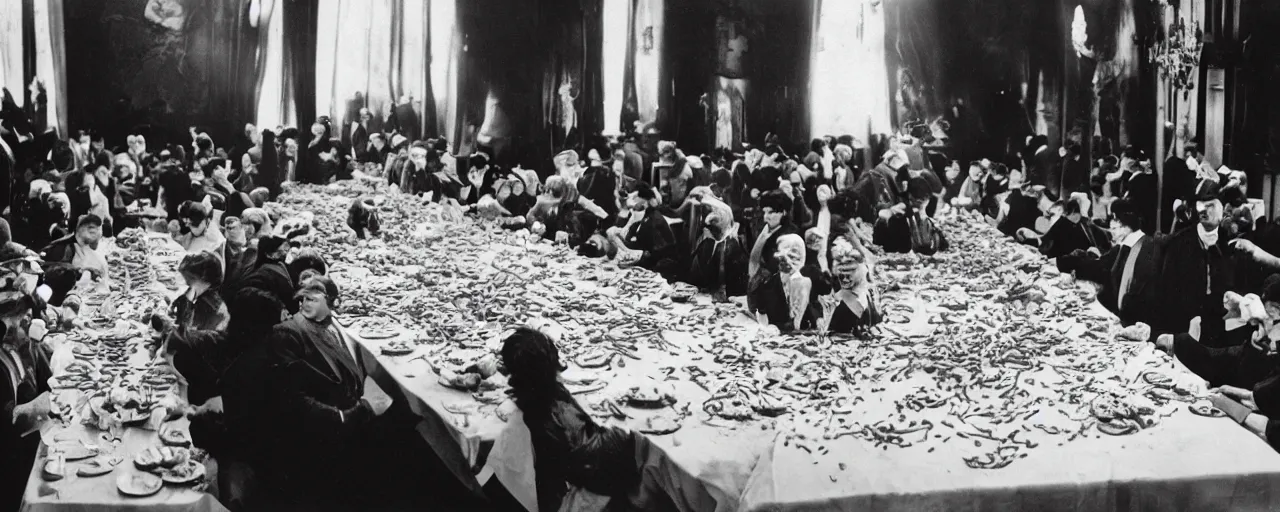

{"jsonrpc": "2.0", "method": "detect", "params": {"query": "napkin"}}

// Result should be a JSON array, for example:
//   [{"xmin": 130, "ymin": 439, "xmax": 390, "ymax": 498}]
[
  {"xmin": 478, "ymin": 409, "xmax": 538, "ymax": 512},
  {"xmin": 363, "ymin": 376, "xmax": 393, "ymax": 416}
]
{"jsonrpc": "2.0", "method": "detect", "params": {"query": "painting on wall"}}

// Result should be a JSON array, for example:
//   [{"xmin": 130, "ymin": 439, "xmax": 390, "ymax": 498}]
[{"xmin": 64, "ymin": 0, "xmax": 254, "ymax": 146}]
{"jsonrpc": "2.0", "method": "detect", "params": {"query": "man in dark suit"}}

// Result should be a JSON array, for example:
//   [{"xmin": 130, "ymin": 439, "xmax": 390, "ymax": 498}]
[
  {"xmin": 258, "ymin": 276, "xmax": 445, "ymax": 510},
  {"xmin": 1151, "ymin": 181, "xmax": 1240, "ymax": 345},
  {"xmin": 347, "ymin": 108, "xmax": 372, "ymax": 162},
  {"xmin": 388, "ymin": 96, "xmax": 421, "ymax": 143},
  {"xmin": 1061, "ymin": 199, "xmax": 1163, "ymax": 327},
  {"xmin": 1038, "ymin": 193, "xmax": 1111, "ymax": 259},
  {"xmin": 1026, "ymin": 135, "xmax": 1056, "ymax": 192}
]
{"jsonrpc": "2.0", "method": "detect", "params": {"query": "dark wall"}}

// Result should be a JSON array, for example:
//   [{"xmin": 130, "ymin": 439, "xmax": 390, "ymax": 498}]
[{"xmin": 63, "ymin": 0, "xmax": 258, "ymax": 151}]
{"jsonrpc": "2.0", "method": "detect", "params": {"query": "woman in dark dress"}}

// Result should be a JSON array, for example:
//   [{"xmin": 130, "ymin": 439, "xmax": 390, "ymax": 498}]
[
  {"xmin": 688, "ymin": 197, "xmax": 749, "ymax": 298},
  {"xmin": 746, "ymin": 190, "xmax": 799, "ymax": 313},
  {"xmin": 824, "ymin": 235, "xmax": 882, "ymax": 334},
  {"xmin": 752, "ymin": 233, "xmax": 831, "ymax": 332},
  {"xmin": 495, "ymin": 327, "xmax": 648, "ymax": 512}
]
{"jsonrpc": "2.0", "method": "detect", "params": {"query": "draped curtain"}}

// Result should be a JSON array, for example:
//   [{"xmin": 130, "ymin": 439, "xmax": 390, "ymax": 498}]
[
  {"xmin": 602, "ymin": 0, "xmax": 628, "ymax": 135},
  {"xmin": 0, "ymin": 0, "xmax": 23, "ymax": 103},
  {"xmin": 33, "ymin": 0, "xmax": 66, "ymax": 136},
  {"xmin": 315, "ymin": 0, "xmax": 433, "ymax": 143},
  {"xmin": 283, "ymin": 0, "xmax": 318, "ymax": 131},
  {"xmin": 633, "ymin": 0, "xmax": 663, "ymax": 130},
  {"xmin": 810, "ymin": 0, "xmax": 891, "ymax": 140},
  {"xmin": 429, "ymin": 0, "xmax": 458, "ymax": 142},
  {"xmin": 255, "ymin": 0, "xmax": 294, "ymax": 129},
  {"xmin": 538, "ymin": 0, "xmax": 603, "ymax": 152},
  {"xmin": 660, "ymin": 1, "xmax": 714, "ymax": 150},
  {"xmin": 208, "ymin": 0, "xmax": 260, "ymax": 136}
]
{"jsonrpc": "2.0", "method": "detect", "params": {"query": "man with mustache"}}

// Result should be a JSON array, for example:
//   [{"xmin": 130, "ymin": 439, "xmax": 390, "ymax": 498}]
[{"xmin": 1151, "ymin": 181, "xmax": 1242, "ymax": 346}]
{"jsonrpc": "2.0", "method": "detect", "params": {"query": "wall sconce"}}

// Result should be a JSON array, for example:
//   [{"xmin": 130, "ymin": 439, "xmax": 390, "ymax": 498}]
[{"xmin": 643, "ymin": 27, "xmax": 654, "ymax": 54}]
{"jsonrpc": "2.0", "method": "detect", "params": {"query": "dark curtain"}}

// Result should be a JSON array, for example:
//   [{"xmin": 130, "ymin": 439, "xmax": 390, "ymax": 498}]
[
  {"xmin": 21, "ymin": 0, "xmax": 35, "ymax": 108},
  {"xmin": 660, "ymin": 1, "xmax": 715, "ymax": 152},
  {"xmin": 456, "ymin": 0, "xmax": 543, "ymax": 170},
  {"xmin": 206, "ymin": 1, "xmax": 259, "ymax": 140},
  {"xmin": 620, "ymin": 0, "xmax": 640, "ymax": 133},
  {"xmin": 61, "ymin": 0, "xmax": 262, "ymax": 148},
  {"xmin": 537, "ymin": 0, "xmax": 603, "ymax": 154},
  {"xmin": 283, "ymin": 0, "xmax": 319, "ymax": 131},
  {"xmin": 887, "ymin": 0, "xmax": 1050, "ymax": 163},
  {"xmin": 745, "ymin": 0, "xmax": 813, "ymax": 150},
  {"xmin": 580, "ymin": 0, "xmax": 605, "ymax": 148},
  {"xmin": 421, "ymin": 0, "xmax": 438, "ymax": 138}
]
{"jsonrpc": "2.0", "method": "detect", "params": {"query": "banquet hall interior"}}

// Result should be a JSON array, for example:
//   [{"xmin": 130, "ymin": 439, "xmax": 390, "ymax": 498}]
[{"xmin": 6, "ymin": 0, "xmax": 1280, "ymax": 511}]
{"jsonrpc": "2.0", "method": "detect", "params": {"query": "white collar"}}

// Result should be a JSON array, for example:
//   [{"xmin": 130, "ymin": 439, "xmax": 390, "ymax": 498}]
[
  {"xmin": 1035, "ymin": 146, "xmax": 1048, "ymax": 155},
  {"xmin": 1197, "ymin": 223, "xmax": 1219, "ymax": 248},
  {"xmin": 1121, "ymin": 231, "xmax": 1144, "ymax": 247}
]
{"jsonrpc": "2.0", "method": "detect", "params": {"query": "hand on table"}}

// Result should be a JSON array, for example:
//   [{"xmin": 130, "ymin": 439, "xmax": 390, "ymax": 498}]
[
  {"xmin": 1213, "ymin": 385, "xmax": 1258, "ymax": 411},
  {"xmin": 1210, "ymin": 393, "xmax": 1254, "ymax": 423},
  {"xmin": 555, "ymin": 231, "xmax": 570, "ymax": 244},
  {"xmin": 1154, "ymin": 333, "xmax": 1175, "ymax": 353}
]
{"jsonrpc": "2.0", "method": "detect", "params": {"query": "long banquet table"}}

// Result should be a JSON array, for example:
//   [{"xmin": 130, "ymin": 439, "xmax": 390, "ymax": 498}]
[
  {"xmin": 278, "ymin": 181, "xmax": 1280, "ymax": 511},
  {"xmin": 19, "ymin": 236, "xmax": 226, "ymax": 512}
]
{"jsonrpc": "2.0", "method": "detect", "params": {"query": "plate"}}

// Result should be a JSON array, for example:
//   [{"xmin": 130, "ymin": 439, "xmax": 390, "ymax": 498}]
[
  {"xmin": 159, "ymin": 428, "xmax": 191, "ymax": 447},
  {"xmin": 380, "ymin": 341, "xmax": 414, "ymax": 356},
  {"xmin": 77, "ymin": 456, "xmax": 123, "ymax": 477},
  {"xmin": 117, "ymin": 472, "xmax": 163, "ymax": 497},
  {"xmin": 360, "ymin": 328, "xmax": 401, "ymax": 340},
  {"xmin": 158, "ymin": 460, "xmax": 206, "ymax": 485}
]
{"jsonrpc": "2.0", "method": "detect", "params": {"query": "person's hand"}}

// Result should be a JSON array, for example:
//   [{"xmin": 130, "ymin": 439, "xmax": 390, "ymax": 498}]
[
  {"xmin": 167, "ymin": 220, "xmax": 181, "ymax": 234},
  {"xmin": 1214, "ymin": 385, "xmax": 1258, "ymax": 410},
  {"xmin": 750, "ymin": 189, "xmax": 761, "ymax": 199},
  {"xmin": 1153, "ymin": 333, "xmax": 1174, "ymax": 352},
  {"xmin": 530, "ymin": 222, "xmax": 547, "ymax": 235},
  {"xmin": 554, "ymin": 231, "xmax": 569, "ymax": 244},
  {"xmin": 1106, "ymin": 171, "xmax": 1124, "ymax": 182},
  {"xmin": 1210, "ymin": 393, "xmax": 1253, "ymax": 423},
  {"xmin": 15, "ymin": 391, "xmax": 53, "ymax": 425},
  {"xmin": 890, "ymin": 203, "xmax": 908, "ymax": 215}
]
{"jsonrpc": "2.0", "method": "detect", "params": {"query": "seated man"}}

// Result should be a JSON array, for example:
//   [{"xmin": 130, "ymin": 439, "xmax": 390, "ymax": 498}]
[
  {"xmin": 1154, "ymin": 280, "xmax": 1280, "ymax": 389},
  {"xmin": 1037, "ymin": 192, "xmax": 1111, "ymax": 259},
  {"xmin": 873, "ymin": 176, "xmax": 948, "ymax": 255},
  {"xmin": 40, "ymin": 213, "xmax": 108, "ymax": 280},
  {"xmin": 257, "ymin": 277, "xmax": 443, "ymax": 510},
  {"xmin": 608, "ymin": 184, "xmax": 680, "ymax": 280},
  {"xmin": 1057, "ymin": 198, "xmax": 1163, "ymax": 327}
]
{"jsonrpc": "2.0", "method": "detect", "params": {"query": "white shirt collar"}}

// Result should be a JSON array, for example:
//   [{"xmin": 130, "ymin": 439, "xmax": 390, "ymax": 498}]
[
  {"xmin": 1197, "ymin": 223, "xmax": 1219, "ymax": 248},
  {"xmin": 1121, "ymin": 230, "xmax": 1144, "ymax": 247}
]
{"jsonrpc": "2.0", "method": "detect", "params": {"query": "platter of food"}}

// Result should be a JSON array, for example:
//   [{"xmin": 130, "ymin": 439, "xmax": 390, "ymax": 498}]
[{"xmin": 157, "ymin": 459, "xmax": 206, "ymax": 485}]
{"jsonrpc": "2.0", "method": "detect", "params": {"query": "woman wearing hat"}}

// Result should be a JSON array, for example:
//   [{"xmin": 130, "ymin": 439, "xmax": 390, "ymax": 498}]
[{"xmin": 608, "ymin": 184, "xmax": 680, "ymax": 279}]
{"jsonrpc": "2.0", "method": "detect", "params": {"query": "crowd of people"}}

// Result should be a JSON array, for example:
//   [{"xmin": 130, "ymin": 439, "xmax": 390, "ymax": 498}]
[{"xmin": 4, "ymin": 76, "xmax": 1280, "ymax": 511}]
